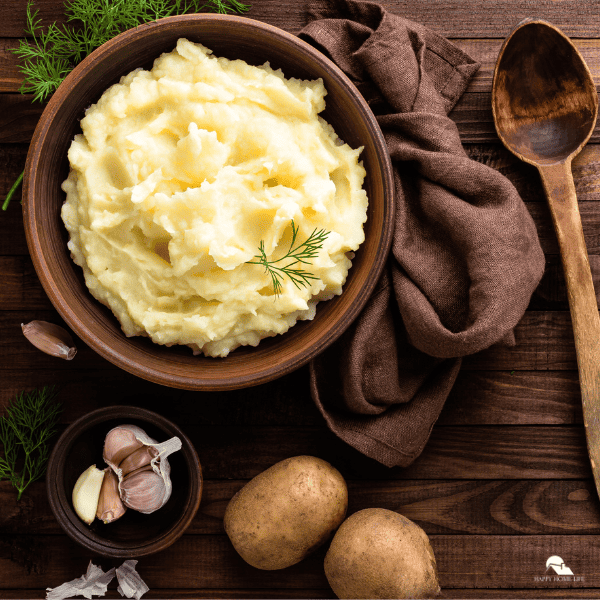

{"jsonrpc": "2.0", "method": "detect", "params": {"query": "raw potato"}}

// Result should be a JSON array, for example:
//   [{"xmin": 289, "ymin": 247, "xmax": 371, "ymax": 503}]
[
  {"xmin": 324, "ymin": 508, "xmax": 440, "ymax": 599},
  {"xmin": 224, "ymin": 455, "xmax": 348, "ymax": 570}
]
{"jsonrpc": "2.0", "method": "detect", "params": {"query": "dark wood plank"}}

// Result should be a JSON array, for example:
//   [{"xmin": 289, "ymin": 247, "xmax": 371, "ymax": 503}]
[
  {"xmin": 0, "ymin": 256, "xmax": 53, "ymax": 310},
  {"xmin": 4, "ymin": 0, "xmax": 600, "ymax": 39},
  {"xmin": 0, "ymin": 92, "xmax": 40, "ymax": 141},
  {"xmin": 0, "ymin": 365, "xmax": 318, "ymax": 427},
  {"xmin": 6, "ymin": 590, "xmax": 600, "ymax": 599},
  {"xmin": 1, "ymin": 532, "xmax": 599, "ymax": 591},
  {"xmin": 463, "ymin": 312, "xmax": 578, "ymax": 371},
  {"xmin": 0, "ymin": 367, "xmax": 582, "ymax": 427},
  {"xmin": 4, "ymin": 478, "xmax": 600, "ymax": 537},
  {"xmin": 149, "ymin": 424, "xmax": 590, "ymax": 480},
  {"xmin": 0, "ymin": 39, "xmax": 22, "ymax": 92},
  {"xmin": 7, "ymin": 589, "xmax": 600, "ymax": 600},
  {"xmin": 0, "ymin": 418, "xmax": 589, "ymax": 482},
  {"xmin": 443, "ymin": 370, "xmax": 581, "ymax": 425}
]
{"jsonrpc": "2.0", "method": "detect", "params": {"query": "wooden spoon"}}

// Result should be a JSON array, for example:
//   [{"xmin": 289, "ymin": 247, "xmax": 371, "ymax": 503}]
[{"xmin": 492, "ymin": 19, "xmax": 600, "ymax": 493}]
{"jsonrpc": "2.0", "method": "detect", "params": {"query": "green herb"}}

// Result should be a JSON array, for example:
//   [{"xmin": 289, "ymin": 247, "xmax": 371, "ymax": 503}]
[
  {"xmin": 2, "ymin": 0, "xmax": 251, "ymax": 212},
  {"xmin": 247, "ymin": 220, "xmax": 329, "ymax": 297},
  {"xmin": 0, "ymin": 386, "xmax": 62, "ymax": 500},
  {"xmin": 1, "ymin": 170, "xmax": 24, "ymax": 212}
]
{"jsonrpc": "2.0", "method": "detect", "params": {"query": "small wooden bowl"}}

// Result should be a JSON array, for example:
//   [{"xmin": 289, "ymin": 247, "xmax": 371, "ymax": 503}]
[
  {"xmin": 23, "ymin": 15, "xmax": 395, "ymax": 390},
  {"xmin": 46, "ymin": 406, "xmax": 202, "ymax": 557}
]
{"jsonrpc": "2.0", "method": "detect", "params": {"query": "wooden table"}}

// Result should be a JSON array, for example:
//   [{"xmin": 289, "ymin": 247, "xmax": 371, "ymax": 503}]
[{"xmin": 3, "ymin": 0, "xmax": 600, "ymax": 597}]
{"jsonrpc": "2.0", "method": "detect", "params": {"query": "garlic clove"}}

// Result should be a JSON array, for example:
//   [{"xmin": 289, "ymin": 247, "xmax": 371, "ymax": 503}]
[
  {"xmin": 120, "ymin": 468, "xmax": 168, "ymax": 514},
  {"xmin": 73, "ymin": 465, "xmax": 105, "ymax": 525},
  {"xmin": 22, "ymin": 320, "xmax": 77, "ymax": 360},
  {"xmin": 118, "ymin": 445, "xmax": 158, "ymax": 477},
  {"xmin": 103, "ymin": 426, "xmax": 146, "ymax": 472},
  {"xmin": 96, "ymin": 468, "xmax": 127, "ymax": 524}
]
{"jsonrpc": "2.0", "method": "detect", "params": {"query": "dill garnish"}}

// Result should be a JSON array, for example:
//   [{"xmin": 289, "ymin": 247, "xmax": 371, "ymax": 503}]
[
  {"xmin": 247, "ymin": 220, "xmax": 329, "ymax": 297},
  {"xmin": 0, "ymin": 386, "xmax": 62, "ymax": 500},
  {"xmin": 2, "ymin": 0, "xmax": 250, "ymax": 211}
]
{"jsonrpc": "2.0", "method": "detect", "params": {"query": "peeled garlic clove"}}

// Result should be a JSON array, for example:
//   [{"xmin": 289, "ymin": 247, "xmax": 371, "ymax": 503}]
[
  {"xmin": 120, "ymin": 468, "xmax": 169, "ymax": 514},
  {"xmin": 96, "ymin": 468, "xmax": 126, "ymax": 524},
  {"xmin": 73, "ymin": 465, "xmax": 105, "ymax": 525},
  {"xmin": 118, "ymin": 445, "xmax": 158, "ymax": 477},
  {"xmin": 22, "ymin": 320, "xmax": 77, "ymax": 360},
  {"xmin": 103, "ymin": 426, "xmax": 146, "ymax": 472}
]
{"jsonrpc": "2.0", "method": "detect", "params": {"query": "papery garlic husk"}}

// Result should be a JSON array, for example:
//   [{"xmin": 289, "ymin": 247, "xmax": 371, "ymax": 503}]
[
  {"xmin": 103, "ymin": 424, "xmax": 182, "ymax": 514},
  {"xmin": 73, "ymin": 465, "xmax": 106, "ymax": 525},
  {"xmin": 22, "ymin": 320, "xmax": 77, "ymax": 360},
  {"xmin": 96, "ymin": 468, "xmax": 127, "ymax": 524}
]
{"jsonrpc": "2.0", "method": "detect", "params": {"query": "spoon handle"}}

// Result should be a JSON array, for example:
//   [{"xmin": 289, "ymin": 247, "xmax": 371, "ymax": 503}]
[{"xmin": 539, "ymin": 160, "xmax": 600, "ymax": 487}]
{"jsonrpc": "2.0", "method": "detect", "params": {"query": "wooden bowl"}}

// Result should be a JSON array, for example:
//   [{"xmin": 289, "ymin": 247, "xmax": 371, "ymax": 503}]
[
  {"xmin": 46, "ymin": 406, "xmax": 202, "ymax": 557},
  {"xmin": 23, "ymin": 15, "xmax": 395, "ymax": 390}
]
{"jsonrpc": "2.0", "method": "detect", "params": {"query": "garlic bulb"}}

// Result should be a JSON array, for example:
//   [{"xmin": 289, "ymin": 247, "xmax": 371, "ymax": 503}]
[
  {"xmin": 72, "ymin": 424, "xmax": 182, "ymax": 525},
  {"xmin": 103, "ymin": 424, "xmax": 182, "ymax": 515}
]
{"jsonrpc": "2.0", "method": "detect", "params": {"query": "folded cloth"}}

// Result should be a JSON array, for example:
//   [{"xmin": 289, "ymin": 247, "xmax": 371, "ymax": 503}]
[{"xmin": 299, "ymin": 0, "xmax": 546, "ymax": 468}]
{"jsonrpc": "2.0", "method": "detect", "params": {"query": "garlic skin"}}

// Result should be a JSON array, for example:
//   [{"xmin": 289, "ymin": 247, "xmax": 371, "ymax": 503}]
[
  {"xmin": 73, "ymin": 465, "xmax": 105, "ymax": 525},
  {"xmin": 96, "ymin": 468, "xmax": 127, "ymax": 524},
  {"xmin": 22, "ymin": 320, "xmax": 77, "ymax": 360}
]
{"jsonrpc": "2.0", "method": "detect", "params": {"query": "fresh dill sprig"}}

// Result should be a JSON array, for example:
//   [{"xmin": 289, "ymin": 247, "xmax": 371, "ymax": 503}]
[
  {"xmin": 13, "ymin": 0, "xmax": 250, "ymax": 102},
  {"xmin": 247, "ymin": 220, "xmax": 329, "ymax": 297},
  {"xmin": 14, "ymin": 0, "xmax": 250, "ymax": 103},
  {"xmin": 0, "ymin": 386, "xmax": 62, "ymax": 500},
  {"xmin": 2, "ymin": 0, "xmax": 250, "ymax": 212}
]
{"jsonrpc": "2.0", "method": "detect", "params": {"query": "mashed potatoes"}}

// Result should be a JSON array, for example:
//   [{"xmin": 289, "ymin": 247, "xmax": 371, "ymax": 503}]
[{"xmin": 61, "ymin": 39, "xmax": 368, "ymax": 357}]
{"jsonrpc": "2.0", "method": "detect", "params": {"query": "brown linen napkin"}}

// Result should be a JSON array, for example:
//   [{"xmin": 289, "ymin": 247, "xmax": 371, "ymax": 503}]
[{"xmin": 299, "ymin": 0, "xmax": 546, "ymax": 468}]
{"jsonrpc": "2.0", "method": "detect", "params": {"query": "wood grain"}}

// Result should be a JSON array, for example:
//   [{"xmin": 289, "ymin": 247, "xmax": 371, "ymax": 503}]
[
  {"xmin": 1, "ymin": 532, "xmax": 600, "ymax": 590},
  {"xmin": 0, "ymin": 368, "xmax": 582, "ymax": 427},
  {"xmin": 3, "ymin": 0, "xmax": 600, "ymax": 39},
  {"xmin": 3, "ymin": 478, "xmax": 599, "ymax": 536}
]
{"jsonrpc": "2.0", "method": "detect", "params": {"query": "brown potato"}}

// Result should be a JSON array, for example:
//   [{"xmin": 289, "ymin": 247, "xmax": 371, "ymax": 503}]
[
  {"xmin": 224, "ymin": 455, "xmax": 348, "ymax": 570},
  {"xmin": 324, "ymin": 508, "xmax": 440, "ymax": 599}
]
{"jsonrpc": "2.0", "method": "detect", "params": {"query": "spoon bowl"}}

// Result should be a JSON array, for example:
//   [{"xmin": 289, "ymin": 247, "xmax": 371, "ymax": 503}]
[
  {"xmin": 492, "ymin": 19, "xmax": 600, "ymax": 497},
  {"xmin": 493, "ymin": 19, "xmax": 597, "ymax": 165}
]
